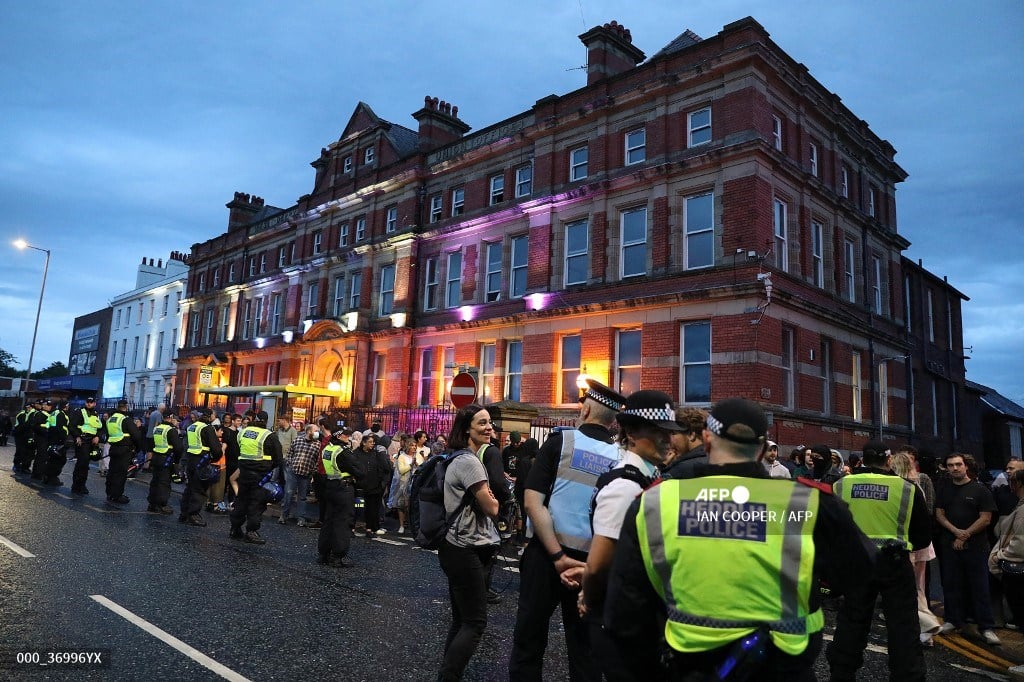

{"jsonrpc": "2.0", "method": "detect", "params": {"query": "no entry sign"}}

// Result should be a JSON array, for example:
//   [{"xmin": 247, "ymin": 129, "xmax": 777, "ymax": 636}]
[{"xmin": 450, "ymin": 372, "xmax": 478, "ymax": 408}]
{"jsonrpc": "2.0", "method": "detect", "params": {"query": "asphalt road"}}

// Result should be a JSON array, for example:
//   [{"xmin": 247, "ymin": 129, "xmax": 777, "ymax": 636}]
[{"xmin": 0, "ymin": 444, "xmax": 1017, "ymax": 681}]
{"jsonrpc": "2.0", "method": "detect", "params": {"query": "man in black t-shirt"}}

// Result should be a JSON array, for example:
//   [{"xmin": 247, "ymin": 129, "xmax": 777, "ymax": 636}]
[{"xmin": 935, "ymin": 452, "xmax": 1000, "ymax": 643}]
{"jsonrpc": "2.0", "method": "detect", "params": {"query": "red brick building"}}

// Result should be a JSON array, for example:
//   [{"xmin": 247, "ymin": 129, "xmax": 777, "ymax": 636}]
[{"xmin": 176, "ymin": 17, "xmax": 961, "ymax": 453}]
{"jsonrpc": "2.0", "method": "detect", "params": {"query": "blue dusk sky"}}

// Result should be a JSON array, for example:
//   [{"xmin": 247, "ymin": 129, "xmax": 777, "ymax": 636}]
[{"xmin": 1, "ymin": 1, "xmax": 1022, "ymax": 403}]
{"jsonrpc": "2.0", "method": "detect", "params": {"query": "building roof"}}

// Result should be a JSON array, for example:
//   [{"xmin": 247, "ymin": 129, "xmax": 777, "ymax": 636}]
[
  {"xmin": 651, "ymin": 29, "xmax": 703, "ymax": 59},
  {"xmin": 387, "ymin": 123, "xmax": 421, "ymax": 158},
  {"xmin": 968, "ymin": 381, "xmax": 1024, "ymax": 420}
]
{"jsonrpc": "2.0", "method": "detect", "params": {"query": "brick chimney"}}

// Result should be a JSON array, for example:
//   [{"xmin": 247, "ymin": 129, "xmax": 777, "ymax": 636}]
[
  {"xmin": 225, "ymin": 192, "xmax": 264, "ymax": 232},
  {"xmin": 412, "ymin": 96, "xmax": 471, "ymax": 152},
  {"xmin": 579, "ymin": 20, "xmax": 646, "ymax": 85}
]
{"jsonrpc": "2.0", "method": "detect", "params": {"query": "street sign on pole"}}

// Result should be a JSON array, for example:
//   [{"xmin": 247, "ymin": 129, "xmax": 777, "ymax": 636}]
[{"xmin": 450, "ymin": 372, "xmax": 477, "ymax": 408}]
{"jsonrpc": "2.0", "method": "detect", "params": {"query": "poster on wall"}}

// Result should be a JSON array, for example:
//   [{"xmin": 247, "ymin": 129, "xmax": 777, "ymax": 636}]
[{"xmin": 291, "ymin": 407, "xmax": 307, "ymax": 426}]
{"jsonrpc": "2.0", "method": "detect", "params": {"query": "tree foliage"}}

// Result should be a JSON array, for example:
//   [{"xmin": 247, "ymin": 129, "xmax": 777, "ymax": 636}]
[
  {"xmin": 31, "ymin": 361, "xmax": 68, "ymax": 379},
  {"xmin": 0, "ymin": 347, "xmax": 20, "ymax": 377}
]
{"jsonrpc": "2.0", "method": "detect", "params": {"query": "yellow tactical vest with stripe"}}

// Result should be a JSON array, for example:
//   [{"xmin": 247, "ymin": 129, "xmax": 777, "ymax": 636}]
[
  {"xmin": 186, "ymin": 422, "xmax": 209, "ymax": 455},
  {"xmin": 80, "ymin": 408, "xmax": 102, "ymax": 435},
  {"xmin": 322, "ymin": 443, "xmax": 354, "ymax": 480},
  {"xmin": 153, "ymin": 424, "xmax": 173, "ymax": 454},
  {"xmin": 832, "ymin": 472, "xmax": 916, "ymax": 550},
  {"xmin": 107, "ymin": 413, "xmax": 127, "ymax": 443},
  {"xmin": 237, "ymin": 426, "xmax": 273, "ymax": 461}
]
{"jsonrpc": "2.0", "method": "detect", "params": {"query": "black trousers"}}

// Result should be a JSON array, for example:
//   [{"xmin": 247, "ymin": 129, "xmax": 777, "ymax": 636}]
[
  {"xmin": 313, "ymin": 473, "xmax": 327, "ymax": 522},
  {"xmin": 72, "ymin": 438, "xmax": 96, "ymax": 491},
  {"xmin": 230, "ymin": 470, "xmax": 269, "ymax": 532},
  {"xmin": 510, "ymin": 539, "xmax": 598, "ymax": 681},
  {"xmin": 148, "ymin": 454, "xmax": 173, "ymax": 507},
  {"xmin": 105, "ymin": 442, "xmax": 134, "ymax": 499},
  {"xmin": 43, "ymin": 444, "xmax": 67, "ymax": 481},
  {"xmin": 587, "ymin": 616, "xmax": 638, "ymax": 682},
  {"xmin": 363, "ymin": 491, "xmax": 383, "ymax": 532},
  {"xmin": 13, "ymin": 435, "xmax": 34, "ymax": 471},
  {"xmin": 179, "ymin": 461, "xmax": 210, "ymax": 517},
  {"xmin": 31, "ymin": 437, "xmax": 48, "ymax": 478},
  {"xmin": 828, "ymin": 549, "xmax": 925, "ymax": 681},
  {"xmin": 318, "ymin": 479, "xmax": 355, "ymax": 559},
  {"xmin": 437, "ymin": 540, "xmax": 496, "ymax": 682}
]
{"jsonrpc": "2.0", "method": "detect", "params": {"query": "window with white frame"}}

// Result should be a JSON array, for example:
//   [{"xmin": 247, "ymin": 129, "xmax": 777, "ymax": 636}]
[
  {"xmin": 480, "ymin": 343, "xmax": 496, "ymax": 404},
  {"xmin": 510, "ymin": 235, "xmax": 528, "ymax": 298},
  {"xmin": 688, "ymin": 107, "xmax": 711, "ymax": 146},
  {"xmin": 489, "ymin": 175, "xmax": 504, "ymax": 205},
  {"xmin": 157, "ymin": 331, "xmax": 166, "ymax": 367},
  {"xmin": 271, "ymin": 292, "xmax": 282, "ymax": 334},
  {"xmin": 565, "ymin": 220, "xmax": 588, "ymax": 286},
  {"xmin": 333, "ymin": 275, "xmax": 345, "ymax": 316},
  {"xmin": 904, "ymin": 275, "xmax": 912, "ymax": 333},
  {"xmin": 840, "ymin": 165, "xmax": 849, "ymax": 198},
  {"xmin": 1010, "ymin": 423, "xmax": 1023, "ymax": 459},
  {"xmin": 213, "ymin": 268, "xmax": 221, "ymax": 288},
  {"xmin": 364, "ymin": 146, "xmax": 374, "ymax": 165},
  {"xmin": 379, "ymin": 265, "xmax": 395, "ymax": 317},
  {"xmin": 852, "ymin": 351, "xmax": 863, "ymax": 421},
  {"xmin": 946, "ymin": 298, "xmax": 954, "ymax": 349},
  {"xmin": 505, "ymin": 340, "xmax": 522, "ymax": 402},
  {"xmin": 204, "ymin": 310, "xmax": 214, "ymax": 345},
  {"xmin": 868, "ymin": 185, "xmax": 877, "ymax": 217},
  {"xmin": 198, "ymin": 273, "xmax": 206, "ymax": 292},
  {"xmin": 872, "ymin": 256, "xmax": 883, "ymax": 314},
  {"xmin": 570, "ymin": 146, "xmax": 588, "ymax": 181},
  {"xmin": 307, "ymin": 281, "xmax": 319, "ymax": 318},
  {"xmin": 451, "ymin": 187, "xmax": 465, "ymax": 217},
  {"xmin": 446, "ymin": 252, "xmax": 462, "ymax": 308},
  {"xmin": 343, "ymin": 155, "xmax": 352, "ymax": 173},
  {"xmin": 189, "ymin": 314, "xmax": 200, "ymax": 348},
  {"xmin": 254, "ymin": 297, "xmax": 264, "ymax": 336},
  {"xmin": 109, "ymin": 340, "xmax": 116, "ymax": 367},
  {"xmin": 248, "ymin": 257, "xmax": 256, "ymax": 276},
  {"xmin": 312, "ymin": 231, "xmax": 323, "ymax": 255},
  {"xmin": 242, "ymin": 299, "xmax": 252, "ymax": 339},
  {"xmin": 228, "ymin": 262, "xmax": 236, "ymax": 283},
  {"xmin": 485, "ymin": 242, "xmax": 502, "ymax": 302},
  {"xmin": 246, "ymin": 365, "xmax": 255, "ymax": 386},
  {"xmin": 119, "ymin": 339, "xmax": 127, "ymax": 366},
  {"xmin": 356, "ymin": 217, "xmax": 366, "ymax": 242},
  {"xmin": 771, "ymin": 115, "xmax": 783, "ymax": 151},
  {"xmin": 681, "ymin": 321, "xmax": 711, "ymax": 403},
  {"xmin": 115, "ymin": 308, "xmax": 122, "ymax": 329},
  {"xmin": 879, "ymin": 363, "xmax": 889, "ymax": 427},
  {"xmin": 386, "ymin": 206, "xmax": 398, "ymax": 233},
  {"xmin": 515, "ymin": 165, "xmax": 532, "ymax": 197},
  {"xmin": 137, "ymin": 302, "xmax": 143, "ymax": 324},
  {"xmin": 625, "ymin": 128, "xmax": 646, "ymax": 165},
  {"xmin": 339, "ymin": 223, "xmax": 349, "ymax": 247},
  {"xmin": 621, "ymin": 207, "xmax": 647, "ymax": 278},
  {"xmin": 423, "ymin": 257, "xmax": 439, "ymax": 310},
  {"xmin": 418, "ymin": 348, "xmax": 434, "ymax": 406},
  {"xmin": 616, "ymin": 329, "xmax": 642, "ymax": 396},
  {"xmin": 809, "ymin": 142, "xmax": 818, "ymax": 177},
  {"xmin": 811, "ymin": 222, "xmax": 824, "ymax": 288},
  {"xmin": 845, "ymin": 239, "xmax": 856, "ymax": 303},
  {"xmin": 220, "ymin": 304, "xmax": 229, "ymax": 342},
  {"xmin": 372, "ymin": 353, "xmax": 386, "ymax": 406},
  {"xmin": 781, "ymin": 327, "xmax": 795, "ymax": 408},
  {"xmin": 927, "ymin": 289, "xmax": 935, "ymax": 343},
  {"xmin": 930, "ymin": 379, "xmax": 938, "ymax": 436},
  {"xmin": 278, "ymin": 246, "xmax": 287, "ymax": 267},
  {"xmin": 429, "ymin": 195, "xmax": 442, "ymax": 223},
  {"xmin": 773, "ymin": 199, "xmax": 788, "ymax": 271},
  {"xmin": 349, "ymin": 271, "xmax": 362, "ymax": 310},
  {"xmin": 162, "ymin": 295, "xmax": 169, "ymax": 317},
  {"xmin": 560, "ymin": 335, "xmax": 581, "ymax": 404},
  {"xmin": 820, "ymin": 340, "xmax": 832, "ymax": 414},
  {"xmin": 685, "ymin": 193, "xmax": 714, "ymax": 269},
  {"xmin": 259, "ymin": 254, "xmax": 266, "ymax": 273}
]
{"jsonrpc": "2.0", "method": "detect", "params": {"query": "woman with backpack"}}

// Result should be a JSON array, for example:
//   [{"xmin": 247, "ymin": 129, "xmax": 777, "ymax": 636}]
[{"xmin": 436, "ymin": 404, "xmax": 500, "ymax": 681}]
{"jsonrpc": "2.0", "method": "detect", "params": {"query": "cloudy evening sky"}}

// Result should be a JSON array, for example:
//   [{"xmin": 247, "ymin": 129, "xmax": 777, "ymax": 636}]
[{"xmin": 1, "ymin": 1, "xmax": 1022, "ymax": 404}]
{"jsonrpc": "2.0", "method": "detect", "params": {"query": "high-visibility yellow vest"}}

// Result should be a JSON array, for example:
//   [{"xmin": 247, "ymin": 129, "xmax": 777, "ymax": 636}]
[
  {"xmin": 637, "ymin": 477, "xmax": 822, "ymax": 656},
  {"xmin": 322, "ymin": 443, "xmax": 353, "ymax": 480},
  {"xmin": 153, "ymin": 424, "xmax": 173, "ymax": 454},
  {"xmin": 238, "ymin": 426, "xmax": 273, "ymax": 461},
  {"xmin": 79, "ymin": 408, "xmax": 102, "ymax": 435},
  {"xmin": 46, "ymin": 411, "xmax": 66, "ymax": 436},
  {"xmin": 832, "ymin": 472, "xmax": 916, "ymax": 550},
  {"xmin": 186, "ymin": 422, "xmax": 209, "ymax": 455},
  {"xmin": 107, "ymin": 413, "xmax": 127, "ymax": 443}
]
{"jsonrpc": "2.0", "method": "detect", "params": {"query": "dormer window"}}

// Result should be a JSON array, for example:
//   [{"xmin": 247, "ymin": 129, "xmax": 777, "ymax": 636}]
[{"xmin": 364, "ymin": 146, "xmax": 375, "ymax": 165}]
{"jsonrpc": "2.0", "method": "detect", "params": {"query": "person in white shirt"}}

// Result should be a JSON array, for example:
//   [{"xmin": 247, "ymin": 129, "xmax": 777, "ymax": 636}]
[{"xmin": 762, "ymin": 441, "xmax": 791, "ymax": 479}]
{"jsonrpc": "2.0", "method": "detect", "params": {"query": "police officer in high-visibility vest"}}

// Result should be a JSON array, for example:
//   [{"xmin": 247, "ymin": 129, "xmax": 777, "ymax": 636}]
[
  {"xmin": 68, "ymin": 396, "xmax": 103, "ymax": 494},
  {"xmin": 29, "ymin": 399, "xmax": 54, "ymax": 481},
  {"xmin": 105, "ymin": 399, "xmax": 143, "ymax": 504},
  {"xmin": 148, "ymin": 412, "xmax": 184, "ymax": 514},
  {"xmin": 179, "ymin": 407, "xmax": 221, "ymax": 525},
  {"xmin": 604, "ymin": 398, "xmax": 874, "ymax": 680},
  {"xmin": 42, "ymin": 400, "xmax": 72, "ymax": 486},
  {"xmin": 511, "ymin": 378, "xmax": 626, "ymax": 681},
  {"xmin": 229, "ymin": 410, "xmax": 283, "ymax": 544},
  {"xmin": 12, "ymin": 399, "xmax": 40, "ymax": 475},
  {"xmin": 318, "ymin": 427, "xmax": 359, "ymax": 567},
  {"xmin": 827, "ymin": 441, "xmax": 930, "ymax": 682}
]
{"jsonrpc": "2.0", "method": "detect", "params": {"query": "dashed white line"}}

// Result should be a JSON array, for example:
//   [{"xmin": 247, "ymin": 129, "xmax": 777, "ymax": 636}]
[
  {"xmin": 0, "ymin": 534, "xmax": 35, "ymax": 558},
  {"xmin": 90, "ymin": 595, "xmax": 252, "ymax": 682},
  {"xmin": 372, "ymin": 538, "xmax": 407, "ymax": 546},
  {"xmin": 820, "ymin": 632, "xmax": 887, "ymax": 655}
]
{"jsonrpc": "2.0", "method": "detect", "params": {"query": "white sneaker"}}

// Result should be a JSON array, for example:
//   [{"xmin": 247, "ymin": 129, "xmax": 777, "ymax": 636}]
[
  {"xmin": 938, "ymin": 622, "xmax": 957, "ymax": 634},
  {"xmin": 397, "ymin": 526, "xmax": 405, "ymax": 534},
  {"xmin": 375, "ymin": 528, "xmax": 386, "ymax": 535},
  {"xmin": 981, "ymin": 629, "xmax": 1002, "ymax": 645},
  {"xmin": 919, "ymin": 633, "xmax": 933, "ymax": 647},
  {"xmin": 1009, "ymin": 664, "xmax": 1024, "ymax": 674}
]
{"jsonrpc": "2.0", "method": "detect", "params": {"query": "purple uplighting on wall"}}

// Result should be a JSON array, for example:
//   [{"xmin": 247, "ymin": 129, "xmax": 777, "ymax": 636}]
[
  {"xmin": 459, "ymin": 305, "xmax": 476, "ymax": 322},
  {"xmin": 526, "ymin": 292, "xmax": 548, "ymax": 311}
]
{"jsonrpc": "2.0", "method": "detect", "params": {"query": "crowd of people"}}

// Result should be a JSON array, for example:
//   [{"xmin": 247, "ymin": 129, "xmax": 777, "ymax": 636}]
[{"xmin": 6, "ymin": 388, "xmax": 1024, "ymax": 680}]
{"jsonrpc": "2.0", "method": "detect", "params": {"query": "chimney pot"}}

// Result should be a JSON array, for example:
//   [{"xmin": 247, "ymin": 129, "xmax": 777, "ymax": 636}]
[{"xmin": 451, "ymin": 105, "xmax": 458, "ymax": 118}]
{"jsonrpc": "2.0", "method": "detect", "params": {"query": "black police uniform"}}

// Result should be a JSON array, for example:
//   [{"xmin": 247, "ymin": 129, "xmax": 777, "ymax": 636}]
[
  {"xmin": 105, "ymin": 408, "xmax": 144, "ymax": 503},
  {"xmin": 29, "ymin": 405, "xmax": 52, "ymax": 480},
  {"xmin": 318, "ymin": 435, "xmax": 359, "ymax": 566},
  {"xmin": 12, "ymin": 406, "xmax": 36, "ymax": 473},
  {"xmin": 229, "ymin": 421, "xmax": 283, "ymax": 542},
  {"xmin": 43, "ymin": 405, "xmax": 71, "ymax": 485},
  {"xmin": 148, "ymin": 419, "xmax": 184, "ymax": 512},
  {"xmin": 827, "ymin": 466, "xmax": 931, "ymax": 682},
  {"xmin": 68, "ymin": 403, "xmax": 101, "ymax": 494},
  {"xmin": 179, "ymin": 418, "xmax": 222, "ymax": 524}
]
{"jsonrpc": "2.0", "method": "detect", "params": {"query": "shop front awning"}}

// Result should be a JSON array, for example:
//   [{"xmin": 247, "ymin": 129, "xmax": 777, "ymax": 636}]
[{"xmin": 198, "ymin": 384, "xmax": 341, "ymax": 398}]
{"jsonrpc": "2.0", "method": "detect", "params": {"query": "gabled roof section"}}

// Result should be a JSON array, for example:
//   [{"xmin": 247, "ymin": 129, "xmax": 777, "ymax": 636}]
[
  {"xmin": 388, "ymin": 123, "xmax": 421, "ymax": 158},
  {"xmin": 337, "ymin": 101, "xmax": 421, "ymax": 160},
  {"xmin": 968, "ymin": 381, "xmax": 1024, "ymax": 420},
  {"xmin": 652, "ymin": 28, "xmax": 703, "ymax": 60}
]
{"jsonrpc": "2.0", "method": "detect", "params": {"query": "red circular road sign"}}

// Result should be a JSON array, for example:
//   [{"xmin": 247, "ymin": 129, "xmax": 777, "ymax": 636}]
[{"xmin": 450, "ymin": 373, "xmax": 478, "ymax": 408}]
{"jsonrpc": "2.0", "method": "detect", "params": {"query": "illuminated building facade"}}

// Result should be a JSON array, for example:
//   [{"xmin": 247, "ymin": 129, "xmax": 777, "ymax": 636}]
[{"xmin": 176, "ymin": 17, "xmax": 960, "ymax": 452}]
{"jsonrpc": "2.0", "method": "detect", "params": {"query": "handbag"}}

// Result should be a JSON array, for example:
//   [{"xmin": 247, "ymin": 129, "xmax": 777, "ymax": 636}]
[
  {"xmin": 990, "ymin": 505, "xmax": 1024, "ymax": 576},
  {"xmin": 999, "ymin": 559, "xmax": 1024, "ymax": 575}
]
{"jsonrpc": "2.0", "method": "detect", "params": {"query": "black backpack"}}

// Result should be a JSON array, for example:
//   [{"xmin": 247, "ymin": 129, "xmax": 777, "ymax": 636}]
[
  {"xmin": 410, "ymin": 449, "xmax": 474, "ymax": 550},
  {"xmin": 589, "ymin": 464, "xmax": 656, "ymax": 532}
]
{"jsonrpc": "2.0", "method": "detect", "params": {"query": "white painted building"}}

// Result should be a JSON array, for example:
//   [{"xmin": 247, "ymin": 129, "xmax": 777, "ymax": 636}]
[{"xmin": 107, "ymin": 253, "xmax": 189, "ymax": 406}]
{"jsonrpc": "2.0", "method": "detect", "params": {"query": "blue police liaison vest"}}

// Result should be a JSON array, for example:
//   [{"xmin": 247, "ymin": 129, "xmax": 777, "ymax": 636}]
[{"xmin": 546, "ymin": 429, "xmax": 622, "ymax": 553}]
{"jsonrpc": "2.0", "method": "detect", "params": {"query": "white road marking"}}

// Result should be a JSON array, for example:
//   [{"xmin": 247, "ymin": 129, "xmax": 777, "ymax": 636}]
[
  {"xmin": 90, "ymin": 595, "xmax": 252, "ymax": 682},
  {"xmin": 0, "ymin": 534, "xmax": 35, "ymax": 558},
  {"xmin": 373, "ymin": 538, "xmax": 406, "ymax": 546},
  {"xmin": 54, "ymin": 493, "xmax": 72, "ymax": 500},
  {"xmin": 820, "ymin": 632, "xmax": 887, "ymax": 655}
]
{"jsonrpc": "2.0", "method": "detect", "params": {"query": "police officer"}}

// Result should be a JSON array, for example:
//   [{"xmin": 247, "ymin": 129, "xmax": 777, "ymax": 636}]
[
  {"xmin": 318, "ymin": 427, "xmax": 359, "ymax": 567},
  {"xmin": 68, "ymin": 396, "xmax": 103, "ymax": 495},
  {"xmin": 510, "ymin": 378, "xmax": 626, "ymax": 681},
  {"xmin": 42, "ymin": 400, "xmax": 71, "ymax": 486},
  {"xmin": 827, "ymin": 441, "xmax": 930, "ymax": 681},
  {"xmin": 148, "ymin": 412, "xmax": 184, "ymax": 514},
  {"xmin": 604, "ymin": 398, "xmax": 874, "ymax": 680},
  {"xmin": 179, "ymin": 408, "xmax": 220, "ymax": 525},
  {"xmin": 229, "ymin": 410, "xmax": 283, "ymax": 544},
  {"xmin": 29, "ymin": 399, "xmax": 54, "ymax": 481},
  {"xmin": 105, "ymin": 400, "xmax": 143, "ymax": 504},
  {"xmin": 12, "ymin": 399, "xmax": 39, "ymax": 475}
]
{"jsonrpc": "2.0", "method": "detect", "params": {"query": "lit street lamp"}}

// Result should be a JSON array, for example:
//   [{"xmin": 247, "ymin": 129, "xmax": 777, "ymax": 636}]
[{"xmin": 12, "ymin": 239, "xmax": 51, "ymax": 408}]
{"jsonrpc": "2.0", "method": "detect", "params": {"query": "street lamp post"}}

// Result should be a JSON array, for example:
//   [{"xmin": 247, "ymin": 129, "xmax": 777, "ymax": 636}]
[
  {"xmin": 875, "ymin": 354, "xmax": 909, "ymax": 441},
  {"xmin": 13, "ymin": 239, "xmax": 51, "ymax": 408}
]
